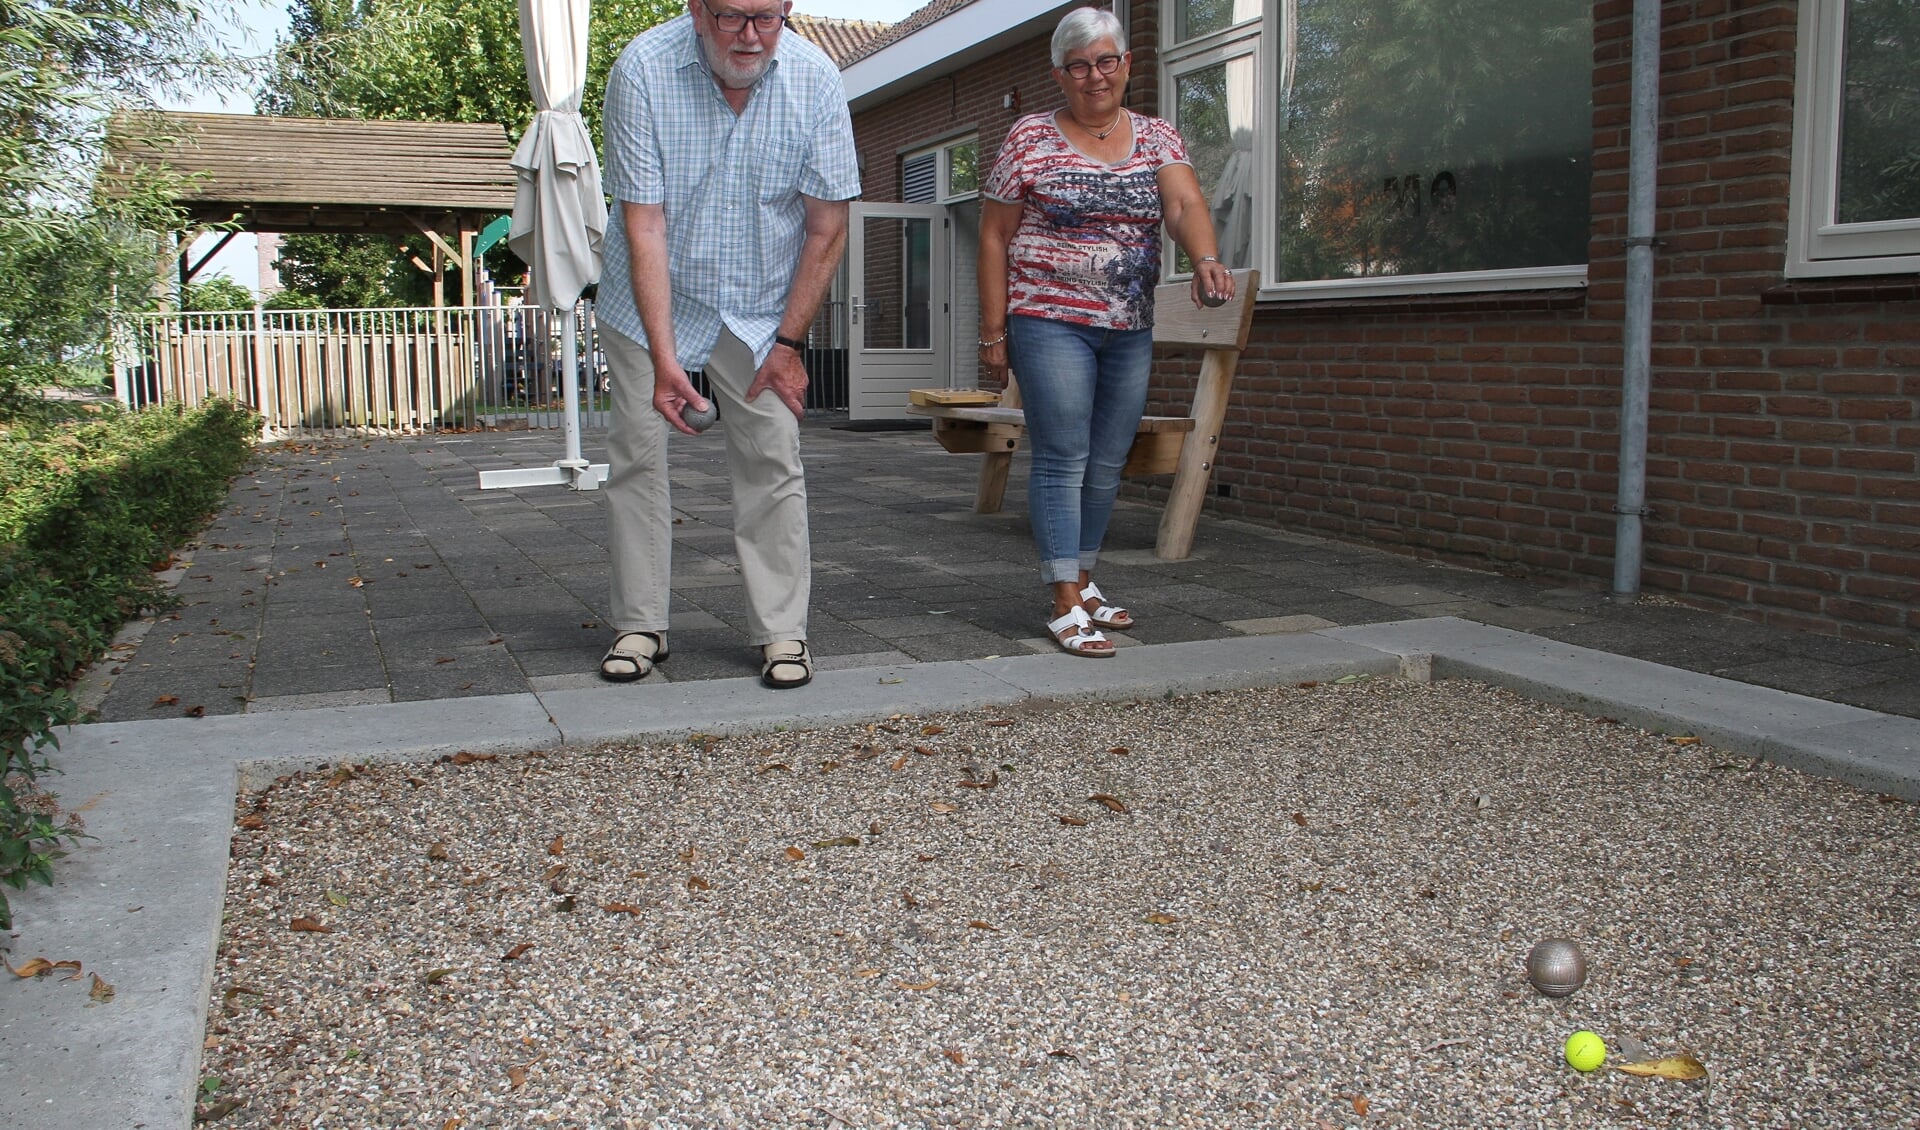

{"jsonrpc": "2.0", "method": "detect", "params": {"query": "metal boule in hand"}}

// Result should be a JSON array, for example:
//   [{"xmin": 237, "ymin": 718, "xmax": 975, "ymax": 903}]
[
  {"xmin": 1201, "ymin": 289, "xmax": 1228, "ymax": 308},
  {"xmin": 683, "ymin": 400, "xmax": 717, "ymax": 432},
  {"xmin": 1526, "ymin": 938, "xmax": 1588, "ymax": 997}
]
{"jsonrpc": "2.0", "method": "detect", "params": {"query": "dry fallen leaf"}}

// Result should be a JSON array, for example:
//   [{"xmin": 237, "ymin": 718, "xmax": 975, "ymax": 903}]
[
  {"xmin": 1353, "ymin": 1095, "xmax": 1370, "ymax": 1116},
  {"xmin": 914, "ymin": 745, "xmax": 936, "ymax": 757},
  {"xmin": 784, "ymin": 847, "xmax": 807, "ymax": 862},
  {"xmin": 152, "ymin": 695, "xmax": 179, "ymax": 706},
  {"xmin": 6, "ymin": 956, "xmax": 80, "ymax": 979},
  {"xmin": 1107, "ymin": 745, "xmax": 1130, "ymax": 755},
  {"xmin": 427, "ymin": 843, "xmax": 451, "ymax": 861},
  {"xmin": 852, "ymin": 968, "xmax": 881, "ymax": 979},
  {"xmin": 929, "ymin": 801, "xmax": 959, "ymax": 814},
  {"xmin": 813, "ymin": 836, "xmax": 861, "ymax": 849},
  {"xmin": 448, "ymin": 751, "xmax": 496, "ymax": 766},
  {"xmin": 943, "ymin": 1047, "xmax": 965, "ymax": 1065},
  {"xmin": 1291, "ymin": 811, "xmax": 1308, "ymax": 826},
  {"xmin": 896, "ymin": 979, "xmax": 938, "ymax": 991},
  {"xmin": 1145, "ymin": 912, "xmax": 1180, "ymax": 925},
  {"xmin": 1058, "ymin": 814, "xmax": 1090, "ymax": 827},
  {"xmin": 289, "ymin": 916, "xmax": 331, "ymax": 933},
  {"xmin": 967, "ymin": 920, "xmax": 1000, "ymax": 931},
  {"xmin": 547, "ymin": 835, "xmax": 565, "ymax": 856},
  {"xmin": 686, "ymin": 875, "xmax": 713, "ymax": 892},
  {"xmin": 1091, "ymin": 794, "xmax": 1130, "ymax": 814},
  {"xmin": 757, "ymin": 761, "xmax": 791, "ymax": 774},
  {"xmin": 921, "ymin": 724, "xmax": 946, "ymax": 736},
  {"xmin": 985, "ymin": 719, "xmax": 1014, "ymax": 727},
  {"xmin": 888, "ymin": 754, "xmax": 909, "ymax": 771},
  {"xmin": 1615, "ymin": 1054, "xmax": 1708, "ymax": 1080},
  {"xmin": 197, "ymin": 1097, "xmax": 246, "ymax": 1122},
  {"xmin": 603, "ymin": 902, "xmax": 644, "ymax": 916},
  {"xmin": 957, "ymin": 771, "xmax": 1000, "ymax": 790},
  {"xmin": 1669, "ymin": 735, "xmax": 1703, "ymax": 746},
  {"xmin": 424, "ymin": 968, "xmax": 456, "ymax": 984},
  {"xmin": 501, "ymin": 943, "xmax": 534, "ymax": 961},
  {"xmin": 236, "ymin": 812, "xmax": 267, "ymax": 831},
  {"xmin": 679, "ymin": 846, "xmax": 699, "ymax": 864},
  {"xmin": 325, "ymin": 890, "xmax": 349, "ymax": 908},
  {"xmin": 507, "ymin": 1064, "xmax": 528, "ymax": 1089}
]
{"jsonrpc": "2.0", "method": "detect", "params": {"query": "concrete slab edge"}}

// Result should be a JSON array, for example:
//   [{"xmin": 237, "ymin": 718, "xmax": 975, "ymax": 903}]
[{"xmin": 1323, "ymin": 617, "xmax": 1920, "ymax": 801}]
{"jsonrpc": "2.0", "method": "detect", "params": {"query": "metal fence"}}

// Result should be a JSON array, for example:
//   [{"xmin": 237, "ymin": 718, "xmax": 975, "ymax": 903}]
[{"xmin": 116, "ymin": 304, "xmax": 612, "ymax": 437}]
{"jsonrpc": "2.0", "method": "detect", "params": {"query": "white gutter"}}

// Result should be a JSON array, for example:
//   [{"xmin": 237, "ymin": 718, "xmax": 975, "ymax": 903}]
[{"xmin": 842, "ymin": 0, "xmax": 1076, "ymax": 112}]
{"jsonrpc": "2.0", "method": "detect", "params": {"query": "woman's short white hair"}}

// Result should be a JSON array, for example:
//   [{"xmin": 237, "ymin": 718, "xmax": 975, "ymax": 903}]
[{"xmin": 1051, "ymin": 6, "xmax": 1125, "ymax": 69}]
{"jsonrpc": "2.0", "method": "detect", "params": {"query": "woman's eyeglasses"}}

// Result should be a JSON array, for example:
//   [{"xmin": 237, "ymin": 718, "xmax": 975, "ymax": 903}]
[
  {"xmin": 1061, "ymin": 53, "xmax": 1125, "ymax": 80},
  {"xmin": 704, "ymin": 2, "xmax": 787, "ymax": 34}
]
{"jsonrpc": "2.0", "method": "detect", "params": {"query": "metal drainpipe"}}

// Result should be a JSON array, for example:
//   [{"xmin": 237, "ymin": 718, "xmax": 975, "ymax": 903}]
[{"xmin": 1612, "ymin": 0, "xmax": 1662, "ymax": 597}]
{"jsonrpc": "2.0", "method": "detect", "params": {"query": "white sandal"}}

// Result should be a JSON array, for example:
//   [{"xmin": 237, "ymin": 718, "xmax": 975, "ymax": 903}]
[
  {"xmin": 600, "ymin": 631, "xmax": 667, "ymax": 682},
  {"xmin": 1047, "ymin": 605, "xmax": 1114, "ymax": 658},
  {"xmin": 1079, "ymin": 582, "xmax": 1134, "ymax": 630}
]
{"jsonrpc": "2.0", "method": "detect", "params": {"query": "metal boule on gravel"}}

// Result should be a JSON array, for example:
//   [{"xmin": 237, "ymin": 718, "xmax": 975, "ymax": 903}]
[
  {"xmin": 1527, "ymin": 938, "xmax": 1588, "ymax": 997},
  {"xmin": 682, "ymin": 400, "xmax": 717, "ymax": 432}
]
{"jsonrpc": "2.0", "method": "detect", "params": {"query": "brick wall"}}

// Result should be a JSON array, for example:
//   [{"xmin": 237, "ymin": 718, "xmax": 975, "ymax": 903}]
[{"xmin": 849, "ymin": 0, "xmax": 1920, "ymax": 645}]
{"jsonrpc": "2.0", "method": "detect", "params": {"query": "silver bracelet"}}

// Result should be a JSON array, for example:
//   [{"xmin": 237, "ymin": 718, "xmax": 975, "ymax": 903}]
[
  {"xmin": 1198, "ymin": 255, "xmax": 1220, "ymax": 264},
  {"xmin": 978, "ymin": 333, "xmax": 1007, "ymax": 348}
]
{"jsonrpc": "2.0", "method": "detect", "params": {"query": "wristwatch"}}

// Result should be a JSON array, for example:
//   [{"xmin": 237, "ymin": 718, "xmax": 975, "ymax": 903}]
[{"xmin": 774, "ymin": 334, "xmax": 807, "ymax": 353}]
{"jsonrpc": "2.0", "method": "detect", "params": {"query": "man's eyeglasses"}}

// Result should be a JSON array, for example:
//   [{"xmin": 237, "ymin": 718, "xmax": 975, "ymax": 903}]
[
  {"xmin": 704, "ymin": 1, "xmax": 787, "ymax": 34},
  {"xmin": 1061, "ymin": 53, "xmax": 1125, "ymax": 80}
]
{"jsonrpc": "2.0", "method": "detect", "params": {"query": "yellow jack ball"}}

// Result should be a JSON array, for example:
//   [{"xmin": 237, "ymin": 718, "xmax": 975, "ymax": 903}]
[{"xmin": 1565, "ymin": 1030, "xmax": 1606, "ymax": 1072}]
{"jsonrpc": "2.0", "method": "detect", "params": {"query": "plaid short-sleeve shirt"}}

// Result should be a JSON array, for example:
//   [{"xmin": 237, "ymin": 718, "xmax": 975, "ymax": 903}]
[{"xmin": 598, "ymin": 15, "xmax": 859, "ymax": 368}]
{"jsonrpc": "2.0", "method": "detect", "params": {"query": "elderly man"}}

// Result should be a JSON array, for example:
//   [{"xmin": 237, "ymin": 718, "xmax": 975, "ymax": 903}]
[{"xmin": 595, "ymin": 0, "xmax": 858, "ymax": 689}]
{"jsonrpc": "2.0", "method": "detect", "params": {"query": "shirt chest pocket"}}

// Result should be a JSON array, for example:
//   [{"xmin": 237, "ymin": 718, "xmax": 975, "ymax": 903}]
[{"xmin": 753, "ymin": 138, "xmax": 807, "ymax": 202}]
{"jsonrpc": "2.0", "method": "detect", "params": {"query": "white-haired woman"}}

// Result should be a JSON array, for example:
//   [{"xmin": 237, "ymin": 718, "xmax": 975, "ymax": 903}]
[{"xmin": 979, "ymin": 5, "xmax": 1233, "ymax": 658}]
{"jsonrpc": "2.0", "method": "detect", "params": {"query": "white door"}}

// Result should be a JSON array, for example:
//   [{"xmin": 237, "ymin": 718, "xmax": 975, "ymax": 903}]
[{"xmin": 847, "ymin": 203, "xmax": 948, "ymax": 420}]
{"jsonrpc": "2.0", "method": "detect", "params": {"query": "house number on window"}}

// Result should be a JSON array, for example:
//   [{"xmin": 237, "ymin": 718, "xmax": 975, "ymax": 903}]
[{"xmin": 1381, "ymin": 171, "xmax": 1458, "ymax": 214}]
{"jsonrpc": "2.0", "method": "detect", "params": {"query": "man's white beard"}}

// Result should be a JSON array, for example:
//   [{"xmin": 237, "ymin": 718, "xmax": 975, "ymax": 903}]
[{"xmin": 701, "ymin": 35, "xmax": 771, "ymax": 89}]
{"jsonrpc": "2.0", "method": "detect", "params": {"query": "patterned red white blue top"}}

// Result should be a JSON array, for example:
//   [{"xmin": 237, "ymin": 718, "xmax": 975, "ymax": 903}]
[{"xmin": 983, "ymin": 110, "xmax": 1192, "ymax": 330}]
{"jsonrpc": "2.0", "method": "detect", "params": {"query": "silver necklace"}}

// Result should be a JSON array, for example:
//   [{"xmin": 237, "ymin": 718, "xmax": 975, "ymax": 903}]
[{"xmin": 1087, "ymin": 110, "xmax": 1124, "ymax": 140}]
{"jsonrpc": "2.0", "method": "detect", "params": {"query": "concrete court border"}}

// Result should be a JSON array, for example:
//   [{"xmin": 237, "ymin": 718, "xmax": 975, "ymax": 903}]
[{"xmin": 5, "ymin": 619, "xmax": 1918, "ymax": 1130}]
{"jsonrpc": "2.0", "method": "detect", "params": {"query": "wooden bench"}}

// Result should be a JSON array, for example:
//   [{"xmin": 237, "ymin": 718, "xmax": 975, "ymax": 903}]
[{"xmin": 907, "ymin": 268, "xmax": 1258, "ymax": 560}]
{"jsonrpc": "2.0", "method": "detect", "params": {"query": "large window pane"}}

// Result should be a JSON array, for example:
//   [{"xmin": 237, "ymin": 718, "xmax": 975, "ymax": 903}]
[
  {"xmin": 1275, "ymin": 0, "xmax": 1592, "ymax": 282},
  {"xmin": 1836, "ymin": 0, "xmax": 1920, "ymax": 225},
  {"xmin": 1175, "ymin": 54, "xmax": 1258, "ymax": 269},
  {"xmin": 1176, "ymin": 0, "xmax": 1261, "ymax": 43}
]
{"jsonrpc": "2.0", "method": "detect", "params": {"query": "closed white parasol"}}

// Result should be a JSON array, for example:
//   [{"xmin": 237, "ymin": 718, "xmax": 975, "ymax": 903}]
[{"xmin": 481, "ymin": 0, "xmax": 610, "ymax": 491}]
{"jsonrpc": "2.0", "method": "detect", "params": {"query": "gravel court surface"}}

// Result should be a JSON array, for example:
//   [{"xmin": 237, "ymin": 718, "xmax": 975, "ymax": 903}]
[{"xmin": 204, "ymin": 679, "xmax": 1920, "ymax": 1129}]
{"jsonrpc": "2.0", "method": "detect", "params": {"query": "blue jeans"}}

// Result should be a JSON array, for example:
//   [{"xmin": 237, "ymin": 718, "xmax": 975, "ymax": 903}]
[{"xmin": 1006, "ymin": 314, "xmax": 1155, "ymax": 585}]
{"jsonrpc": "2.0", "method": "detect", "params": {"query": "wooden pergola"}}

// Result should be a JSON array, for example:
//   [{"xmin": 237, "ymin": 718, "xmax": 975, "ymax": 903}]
[{"xmin": 102, "ymin": 111, "xmax": 519, "ymax": 307}]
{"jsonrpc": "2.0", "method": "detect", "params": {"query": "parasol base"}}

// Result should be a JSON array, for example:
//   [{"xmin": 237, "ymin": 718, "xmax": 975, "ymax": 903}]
[{"xmin": 477, "ymin": 461, "xmax": 609, "ymax": 491}]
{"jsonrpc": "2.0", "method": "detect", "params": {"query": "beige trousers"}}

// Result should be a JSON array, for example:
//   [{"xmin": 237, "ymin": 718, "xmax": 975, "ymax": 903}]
[{"xmin": 602, "ymin": 324, "xmax": 810, "ymax": 646}]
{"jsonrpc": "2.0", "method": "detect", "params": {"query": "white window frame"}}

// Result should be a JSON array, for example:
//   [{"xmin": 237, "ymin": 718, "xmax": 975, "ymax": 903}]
[
  {"xmin": 1164, "ymin": 35, "xmax": 1259, "ymax": 279},
  {"xmin": 1162, "ymin": 1, "xmax": 1589, "ymax": 301},
  {"xmin": 1787, "ymin": 0, "xmax": 1920, "ymax": 278}
]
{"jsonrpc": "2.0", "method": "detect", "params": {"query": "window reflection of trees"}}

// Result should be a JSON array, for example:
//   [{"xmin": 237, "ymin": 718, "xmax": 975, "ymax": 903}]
[
  {"xmin": 1836, "ymin": 0, "xmax": 1920, "ymax": 226},
  {"xmin": 1276, "ymin": 0, "xmax": 1592, "ymax": 282},
  {"xmin": 1177, "ymin": 57, "xmax": 1257, "ymax": 270}
]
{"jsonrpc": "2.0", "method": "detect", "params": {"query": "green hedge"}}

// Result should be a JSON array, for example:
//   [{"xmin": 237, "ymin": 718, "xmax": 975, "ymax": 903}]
[{"xmin": 0, "ymin": 400, "xmax": 258, "ymax": 927}]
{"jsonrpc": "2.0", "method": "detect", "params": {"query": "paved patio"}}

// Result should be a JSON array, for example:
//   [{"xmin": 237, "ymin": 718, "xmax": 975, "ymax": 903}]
[{"xmin": 84, "ymin": 417, "xmax": 1920, "ymax": 723}]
